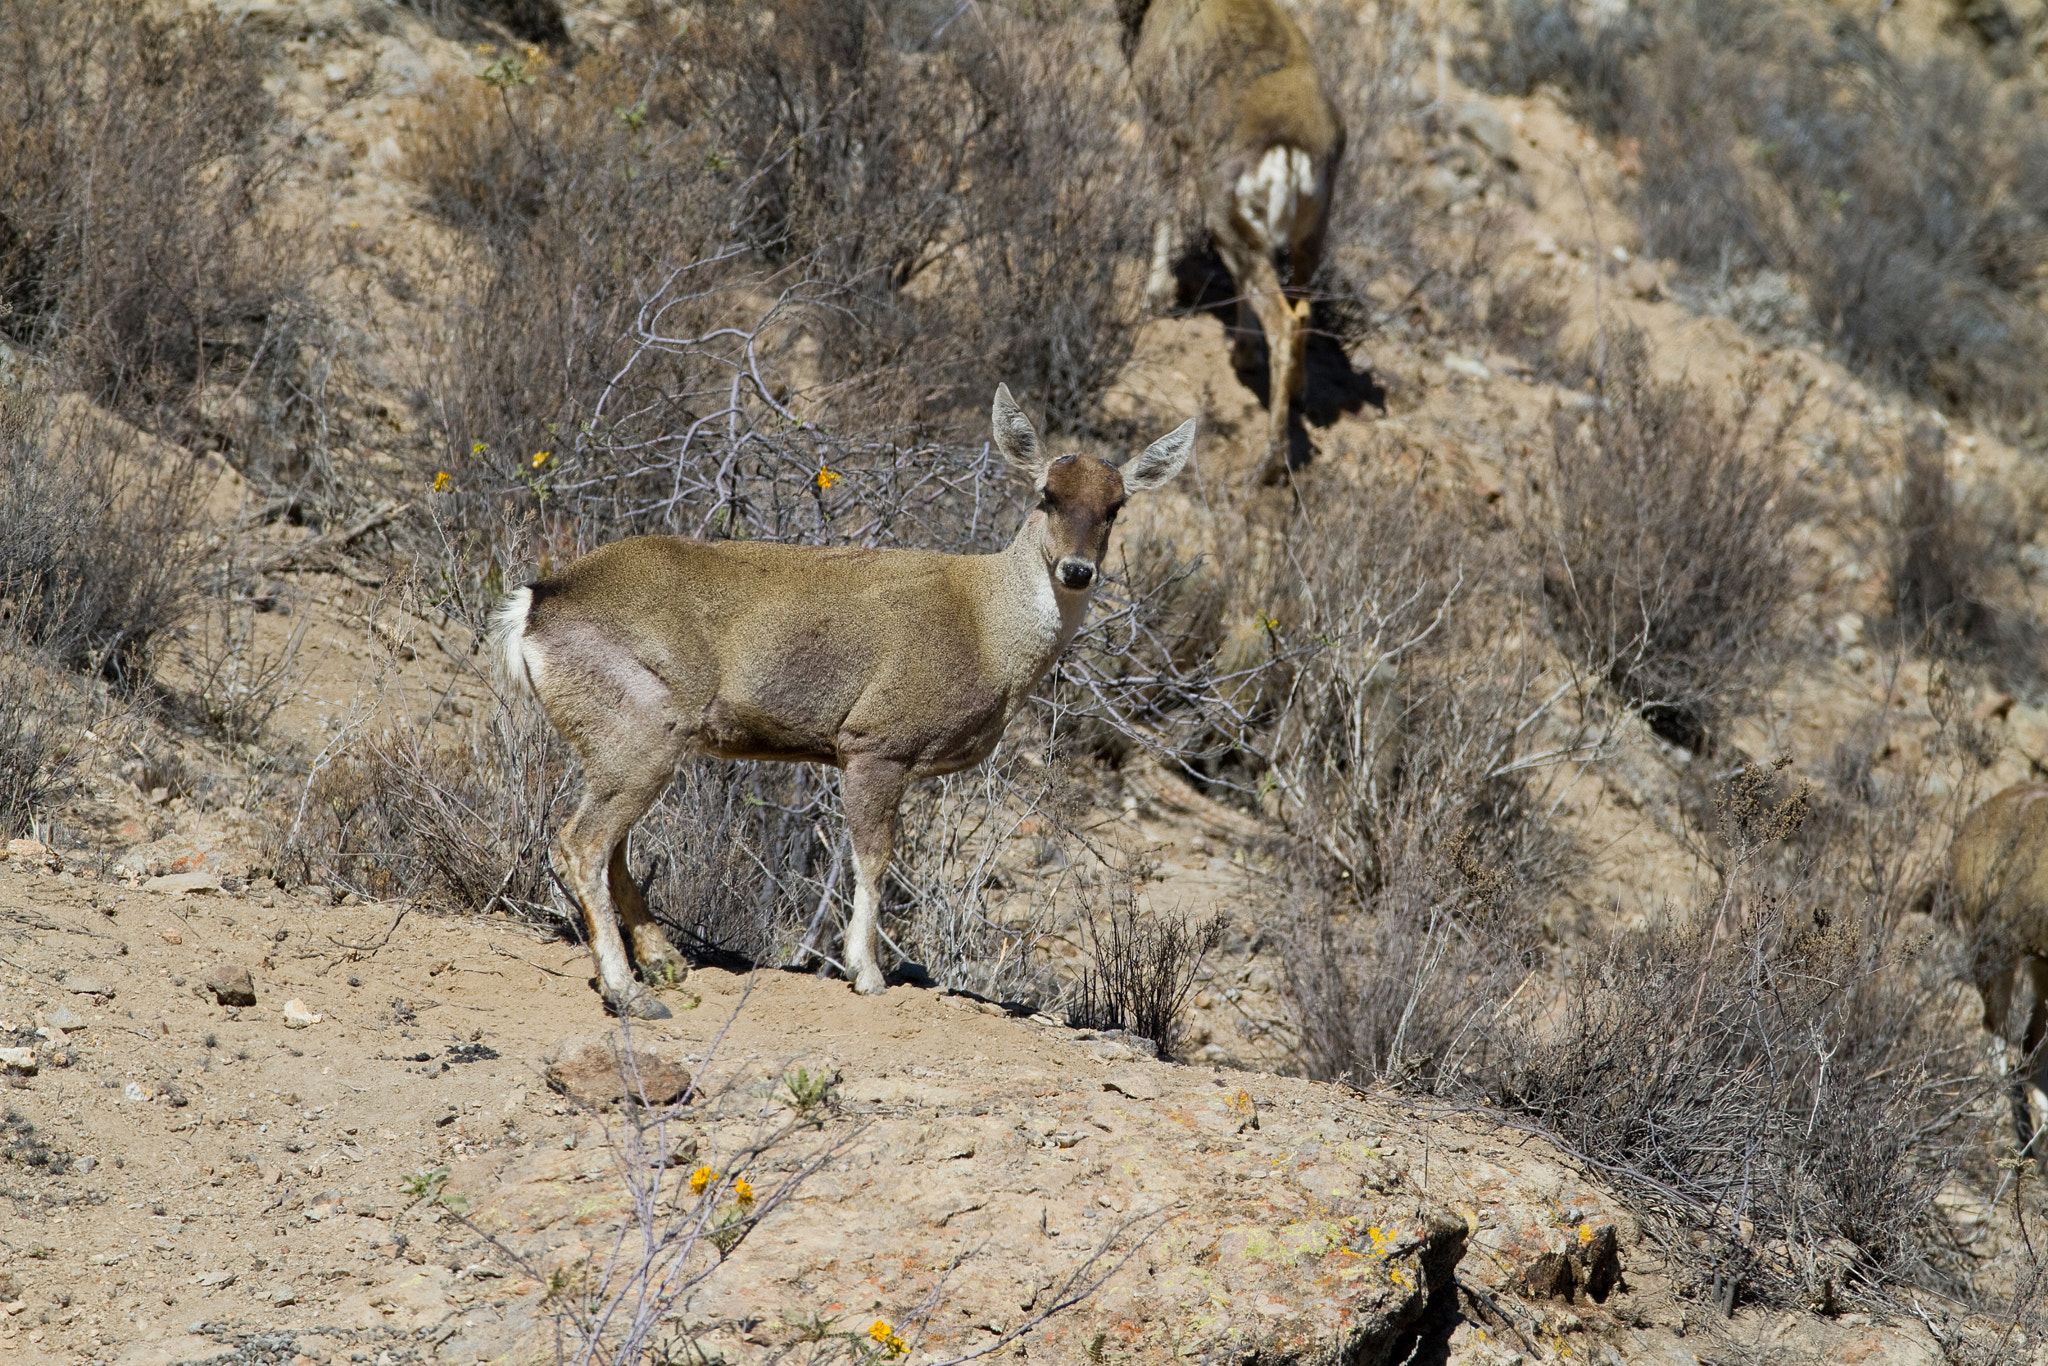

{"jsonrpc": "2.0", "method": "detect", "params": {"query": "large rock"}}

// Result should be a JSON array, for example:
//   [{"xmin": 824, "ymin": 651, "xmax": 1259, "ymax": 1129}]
[
  {"xmin": 206, "ymin": 964, "xmax": 257, "ymax": 1008},
  {"xmin": 545, "ymin": 1037, "xmax": 691, "ymax": 1108}
]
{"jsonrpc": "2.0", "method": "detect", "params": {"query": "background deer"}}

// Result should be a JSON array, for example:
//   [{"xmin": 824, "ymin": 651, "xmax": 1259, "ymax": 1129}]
[
  {"xmin": 494, "ymin": 387, "xmax": 1197, "ymax": 1017},
  {"xmin": 1121, "ymin": 0, "xmax": 1345, "ymax": 476},
  {"xmin": 1942, "ymin": 782, "xmax": 2048, "ymax": 1148}
]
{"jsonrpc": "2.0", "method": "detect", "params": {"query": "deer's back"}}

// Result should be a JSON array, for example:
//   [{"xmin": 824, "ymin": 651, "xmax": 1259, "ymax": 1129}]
[
  {"xmin": 1950, "ymin": 783, "xmax": 2048, "ymax": 953},
  {"xmin": 1128, "ymin": 0, "xmax": 1342, "ymax": 171}
]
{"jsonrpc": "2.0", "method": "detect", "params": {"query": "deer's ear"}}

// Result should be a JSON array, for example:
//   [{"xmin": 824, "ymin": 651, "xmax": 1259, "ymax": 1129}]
[
  {"xmin": 1120, "ymin": 417, "xmax": 1197, "ymax": 491},
  {"xmin": 992, "ymin": 384, "xmax": 1047, "ymax": 478}
]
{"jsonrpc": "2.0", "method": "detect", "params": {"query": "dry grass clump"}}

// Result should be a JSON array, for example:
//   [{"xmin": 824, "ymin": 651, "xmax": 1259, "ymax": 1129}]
[
  {"xmin": 1883, "ymin": 418, "xmax": 2042, "ymax": 681},
  {"xmin": 1470, "ymin": 0, "xmax": 2048, "ymax": 429},
  {"xmin": 0, "ymin": 1, "xmax": 320, "ymax": 477},
  {"xmin": 408, "ymin": 0, "xmax": 1152, "ymax": 510},
  {"xmin": 1235, "ymin": 472, "xmax": 1573, "ymax": 1089},
  {"xmin": 1540, "ymin": 330, "xmax": 1806, "ymax": 752},
  {"xmin": 0, "ymin": 402, "xmax": 209, "ymax": 687},
  {"xmin": 1503, "ymin": 764, "xmax": 1993, "ymax": 1313},
  {"xmin": 1067, "ymin": 883, "xmax": 1228, "ymax": 1058}
]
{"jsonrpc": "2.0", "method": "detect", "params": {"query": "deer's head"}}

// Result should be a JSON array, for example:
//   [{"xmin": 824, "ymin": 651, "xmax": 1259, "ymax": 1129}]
[{"xmin": 991, "ymin": 384, "xmax": 1196, "ymax": 595}]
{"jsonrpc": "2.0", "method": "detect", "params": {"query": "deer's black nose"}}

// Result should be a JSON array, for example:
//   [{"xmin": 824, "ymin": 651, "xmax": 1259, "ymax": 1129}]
[{"xmin": 1057, "ymin": 558, "xmax": 1096, "ymax": 591}]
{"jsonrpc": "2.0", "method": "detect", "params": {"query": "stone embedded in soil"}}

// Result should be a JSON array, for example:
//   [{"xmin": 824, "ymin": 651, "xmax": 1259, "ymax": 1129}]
[
  {"xmin": 206, "ymin": 964, "xmax": 258, "ymax": 1007},
  {"xmin": 545, "ymin": 1037, "xmax": 690, "ymax": 1108},
  {"xmin": 64, "ymin": 976, "xmax": 112, "ymax": 997},
  {"xmin": 282, "ymin": 997, "xmax": 323, "ymax": 1028},
  {"xmin": 45, "ymin": 1005, "xmax": 83, "ymax": 1031},
  {"xmin": 146, "ymin": 871, "xmax": 222, "ymax": 896},
  {"xmin": 0, "ymin": 1047, "xmax": 35, "ymax": 1075}
]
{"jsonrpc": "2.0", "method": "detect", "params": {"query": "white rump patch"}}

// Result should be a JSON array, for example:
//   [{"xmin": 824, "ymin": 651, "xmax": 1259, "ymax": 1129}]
[{"xmin": 1233, "ymin": 145, "xmax": 1322, "ymax": 258}]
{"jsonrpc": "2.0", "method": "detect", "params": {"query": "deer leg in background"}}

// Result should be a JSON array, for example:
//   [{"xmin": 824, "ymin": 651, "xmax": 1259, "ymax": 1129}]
[
  {"xmin": 842, "ymin": 753, "xmax": 912, "ymax": 996},
  {"xmin": 1217, "ymin": 233, "xmax": 1297, "ymax": 475},
  {"xmin": 2021, "ymin": 955, "xmax": 2048, "ymax": 1152},
  {"xmin": 1147, "ymin": 220, "xmax": 1178, "ymax": 311},
  {"xmin": 1981, "ymin": 961, "xmax": 2027, "ymax": 1149},
  {"xmin": 611, "ymin": 837, "xmax": 685, "ymax": 987}
]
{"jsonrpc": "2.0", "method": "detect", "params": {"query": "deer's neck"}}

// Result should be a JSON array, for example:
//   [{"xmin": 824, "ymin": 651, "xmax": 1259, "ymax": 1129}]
[{"xmin": 984, "ymin": 513, "xmax": 1091, "ymax": 694}]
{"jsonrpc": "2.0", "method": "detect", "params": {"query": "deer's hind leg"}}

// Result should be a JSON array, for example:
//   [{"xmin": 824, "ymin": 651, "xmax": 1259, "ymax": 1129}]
[
  {"xmin": 609, "ymin": 839, "xmax": 685, "ymax": 987},
  {"xmin": 554, "ymin": 707, "xmax": 686, "ymax": 1019}
]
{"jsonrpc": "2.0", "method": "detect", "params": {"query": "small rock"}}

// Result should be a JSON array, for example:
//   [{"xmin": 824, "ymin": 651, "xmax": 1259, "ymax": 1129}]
[
  {"xmin": 1456, "ymin": 100, "xmax": 1519, "ymax": 166},
  {"xmin": 125, "ymin": 1081, "xmax": 151, "ymax": 1103},
  {"xmin": 160, "ymin": 928, "xmax": 184, "ymax": 945},
  {"xmin": 1622, "ymin": 258, "xmax": 1664, "ymax": 301},
  {"xmin": 45, "ymin": 1005, "xmax": 83, "ymax": 1031},
  {"xmin": 1443, "ymin": 353, "xmax": 1492, "ymax": 380},
  {"xmin": 71, "ymin": 1154, "xmax": 96, "ymax": 1174},
  {"xmin": 4, "ymin": 838, "xmax": 50, "ymax": 865},
  {"xmin": 1101, "ymin": 1071, "xmax": 1162, "ymax": 1101},
  {"xmin": 283, "ymin": 998, "xmax": 323, "ymax": 1029},
  {"xmin": 270, "ymin": 1286, "xmax": 298, "ymax": 1305},
  {"xmin": 196, "ymin": 1271, "xmax": 236, "ymax": 1289},
  {"xmin": 147, "ymin": 872, "xmax": 222, "ymax": 896},
  {"xmin": 545, "ymin": 1038, "xmax": 691, "ymax": 1108},
  {"xmin": 206, "ymin": 965, "xmax": 258, "ymax": 1007},
  {"xmin": 0, "ymin": 1047, "xmax": 36, "ymax": 1075},
  {"xmin": 65, "ymin": 977, "xmax": 112, "ymax": 998}
]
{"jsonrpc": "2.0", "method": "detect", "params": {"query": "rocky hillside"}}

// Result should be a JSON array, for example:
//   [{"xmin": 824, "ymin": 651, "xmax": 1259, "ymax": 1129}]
[{"xmin": 3, "ymin": 0, "xmax": 2048, "ymax": 1361}]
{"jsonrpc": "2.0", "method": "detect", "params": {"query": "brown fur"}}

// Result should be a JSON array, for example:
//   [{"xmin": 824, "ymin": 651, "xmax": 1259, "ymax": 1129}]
[
  {"xmin": 1125, "ymin": 0, "xmax": 1345, "ymax": 474},
  {"xmin": 1944, "ymin": 781, "xmax": 2048, "ymax": 1143},
  {"xmin": 498, "ymin": 387, "xmax": 1196, "ymax": 1015}
]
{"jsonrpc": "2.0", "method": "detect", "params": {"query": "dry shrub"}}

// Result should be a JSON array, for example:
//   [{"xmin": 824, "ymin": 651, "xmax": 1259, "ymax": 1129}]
[
  {"xmin": 0, "ymin": 644, "xmax": 78, "ymax": 841},
  {"xmin": 409, "ymin": 0, "xmax": 1151, "ymax": 482},
  {"xmin": 0, "ymin": 2, "xmax": 321, "ymax": 477},
  {"xmin": 0, "ymin": 402, "xmax": 210, "ymax": 687},
  {"xmin": 1540, "ymin": 330, "xmax": 1805, "ymax": 751},
  {"xmin": 1883, "ymin": 418, "xmax": 2041, "ymax": 680},
  {"xmin": 1251, "ymin": 473, "xmax": 1571, "ymax": 1088},
  {"xmin": 1503, "ymin": 764, "xmax": 1993, "ymax": 1312},
  {"xmin": 1067, "ymin": 883, "xmax": 1228, "ymax": 1058},
  {"xmin": 1471, "ymin": 0, "xmax": 2048, "ymax": 429}
]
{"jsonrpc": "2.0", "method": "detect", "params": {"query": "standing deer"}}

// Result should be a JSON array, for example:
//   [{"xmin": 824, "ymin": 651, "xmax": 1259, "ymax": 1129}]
[
  {"xmin": 1943, "ymin": 782, "xmax": 2048, "ymax": 1148},
  {"xmin": 494, "ymin": 387, "xmax": 1197, "ymax": 1018},
  {"xmin": 1122, "ymin": 0, "xmax": 1345, "ymax": 476}
]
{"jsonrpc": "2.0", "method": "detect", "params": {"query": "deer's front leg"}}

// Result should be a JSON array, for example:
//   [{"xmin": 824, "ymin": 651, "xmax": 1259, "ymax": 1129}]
[{"xmin": 842, "ymin": 754, "xmax": 911, "ymax": 996}]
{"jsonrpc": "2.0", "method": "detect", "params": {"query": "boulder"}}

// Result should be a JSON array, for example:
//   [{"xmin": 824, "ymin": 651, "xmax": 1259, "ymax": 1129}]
[
  {"xmin": 545, "ymin": 1037, "xmax": 691, "ymax": 1108},
  {"xmin": 206, "ymin": 964, "xmax": 258, "ymax": 1008}
]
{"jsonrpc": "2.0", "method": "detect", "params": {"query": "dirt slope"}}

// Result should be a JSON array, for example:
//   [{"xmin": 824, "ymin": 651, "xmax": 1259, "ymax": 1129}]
[{"xmin": 0, "ymin": 863, "xmax": 1950, "ymax": 1366}]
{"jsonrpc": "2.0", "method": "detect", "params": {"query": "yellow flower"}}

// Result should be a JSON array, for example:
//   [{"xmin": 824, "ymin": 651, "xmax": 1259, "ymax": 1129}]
[
  {"xmin": 689, "ymin": 1165, "xmax": 714, "ymax": 1195},
  {"xmin": 734, "ymin": 1178, "xmax": 754, "ymax": 1205},
  {"xmin": 1578, "ymin": 1223, "xmax": 1595, "ymax": 1244},
  {"xmin": 471, "ymin": 441, "xmax": 487, "ymax": 456},
  {"xmin": 532, "ymin": 450, "xmax": 551, "ymax": 469},
  {"xmin": 816, "ymin": 465, "xmax": 840, "ymax": 489},
  {"xmin": 1257, "ymin": 612, "xmax": 1281, "ymax": 633},
  {"xmin": 432, "ymin": 471, "xmax": 452, "ymax": 493},
  {"xmin": 868, "ymin": 1321, "xmax": 906, "ymax": 1356}
]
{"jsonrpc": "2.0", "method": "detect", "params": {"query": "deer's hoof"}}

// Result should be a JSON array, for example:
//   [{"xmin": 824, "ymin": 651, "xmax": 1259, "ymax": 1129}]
[
  {"xmin": 852, "ymin": 969, "xmax": 888, "ymax": 996},
  {"xmin": 608, "ymin": 989, "xmax": 674, "ymax": 1021}
]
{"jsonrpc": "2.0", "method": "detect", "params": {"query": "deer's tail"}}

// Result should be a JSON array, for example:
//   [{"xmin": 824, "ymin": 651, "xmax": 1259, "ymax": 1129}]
[{"xmin": 490, "ymin": 586, "xmax": 537, "ymax": 703}]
